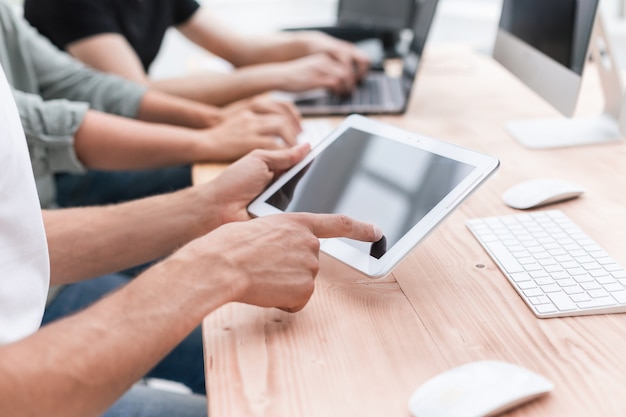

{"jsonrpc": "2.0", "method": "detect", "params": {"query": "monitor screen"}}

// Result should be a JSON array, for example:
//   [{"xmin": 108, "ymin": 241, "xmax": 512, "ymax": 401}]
[
  {"xmin": 492, "ymin": 0, "xmax": 623, "ymax": 149},
  {"xmin": 337, "ymin": 0, "xmax": 415, "ymax": 31},
  {"xmin": 493, "ymin": 0, "xmax": 600, "ymax": 118},
  {"xmin": 499, "ymin": 0, "xmax": 598, "ymax": 75}
]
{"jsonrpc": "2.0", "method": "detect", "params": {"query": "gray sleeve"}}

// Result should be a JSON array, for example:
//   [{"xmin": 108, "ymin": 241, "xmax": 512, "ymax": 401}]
[{"xmin": 13, "ymin": 89, "xmax": 88, "ymax": 176}]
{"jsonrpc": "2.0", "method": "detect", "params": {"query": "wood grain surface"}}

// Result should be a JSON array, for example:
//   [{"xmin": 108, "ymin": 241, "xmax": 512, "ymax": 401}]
[{"xmin": 200, "ymin": 45, "xmax": 626, "ymax": 416}]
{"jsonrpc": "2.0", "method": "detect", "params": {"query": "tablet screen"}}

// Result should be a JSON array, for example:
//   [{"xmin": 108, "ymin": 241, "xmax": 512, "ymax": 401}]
[{"xmin": 266, "ymin": 128, "xmax": 475, "ymax": 257}]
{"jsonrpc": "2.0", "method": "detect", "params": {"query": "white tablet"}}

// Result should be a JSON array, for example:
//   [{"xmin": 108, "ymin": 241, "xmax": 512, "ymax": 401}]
[{"xmin": 248, "ymin": 115, "xmax": 499, "ymax": 277}]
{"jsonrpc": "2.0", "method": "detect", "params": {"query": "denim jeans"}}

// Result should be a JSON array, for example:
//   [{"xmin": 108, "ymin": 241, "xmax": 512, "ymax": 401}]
[
  {"xmin": 55, "ymin": 166, "xmax": 192, "ymax": 207},
  {"xmin": 42, "ymin": 274, "xmax": 207, "ymax": 396},
  {"xmin": 104, "ymin": 384, "xmax": 207, "ymax": 417}
]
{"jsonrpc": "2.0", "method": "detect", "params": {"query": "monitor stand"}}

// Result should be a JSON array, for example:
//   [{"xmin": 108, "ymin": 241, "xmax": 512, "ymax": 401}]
[{"xmin": 506, "ymin": 14, "xmax": 626, "ymax": 149}]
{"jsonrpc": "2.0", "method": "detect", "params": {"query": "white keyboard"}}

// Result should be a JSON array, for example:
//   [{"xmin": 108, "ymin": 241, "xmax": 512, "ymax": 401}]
[{"xmin": 466, "ymin": 210, "xmax": 626, "ymax": 318}]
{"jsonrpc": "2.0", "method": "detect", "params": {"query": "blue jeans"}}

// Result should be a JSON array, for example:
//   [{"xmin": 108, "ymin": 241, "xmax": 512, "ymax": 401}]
[
  {"xmin": 43, "ymin": 274, "xmax": 207, "ymax": 396},
  {"xmin": 55, "ymin": 166, "xmax": 193, "ymax": 277},
  {"xmin": 105, "ymin": 385, "xmax": 207, "ymax": 417},
  {"xmin": 55, "ymin": 166, "xmax": 192, "ymax": 207}
]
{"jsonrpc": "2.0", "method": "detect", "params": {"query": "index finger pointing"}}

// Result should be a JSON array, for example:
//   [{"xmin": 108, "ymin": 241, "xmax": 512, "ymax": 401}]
[{"xmin": 298, "ymin": 213, "xmax": 383, "ymax": 242}]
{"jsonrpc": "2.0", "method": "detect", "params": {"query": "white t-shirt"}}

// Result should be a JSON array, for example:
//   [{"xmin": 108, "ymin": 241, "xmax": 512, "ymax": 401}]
[{"xmin": 0, "ymin": 64, "xmax": 50, "ymax": 344}]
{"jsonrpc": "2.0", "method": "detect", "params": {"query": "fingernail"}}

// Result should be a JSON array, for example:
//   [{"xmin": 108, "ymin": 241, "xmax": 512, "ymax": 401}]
[{"xmin": 373, "ymin": 226, "xmax": 383, "ymax": 240}]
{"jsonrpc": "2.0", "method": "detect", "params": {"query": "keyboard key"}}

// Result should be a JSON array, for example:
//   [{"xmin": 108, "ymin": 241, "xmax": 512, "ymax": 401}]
[
  {"xmin": 550, "ymin": 271, "xmax": 570, "ymax": 280},
  {"xmin": 588, "ymin": 289, "xmax": 609, "ymax": 298},
  {"xmin": 574, "ymin": 274, "xmax": 594, "ymax": 283},
  {"xmin": 597, "ymin": 276, "xmax": 618, "ymax": 285},
  {"xmin": 529, "ymin": 270, "xmax": 549, "ymax": 278},
  {"xmin": 534, "ymin": 278, "xmax": 553, "ymax": 286},
  {"xmin": 581, "ymin": 282, "xmax": 602, "ymax": 291},
  {"xmin": 518, "ymin": 281, "xmax": 538, "ymax": 290},
  {"xmin": 529, "ymin": 295, "xmax": 550, "ymax": 305},
  {"xmin": 565, "ymin": 267, "xmax": 587, "ymax": 276},
  {"xmin": 484, "ymin": 242, "xmax": 525, "ymax": 273},
  {"xmin": 510, "ymin": 272, "xmax": 532, "ymax": 282},
  {"xmin": 612, "ymin": 291, "xmax": 626, "ymax": 303},
  {"xmin": 541, "ymin": 284, "xmax": 561, "ymax": 293},
  {"xmin": 577, "ymin": 297, "xmax": 617, "ymax": 309},
  {"xmin": 570, "ymin": 293, "xmax": 591, "ymax": 302},
  {"xmin": 523, "ymin": 288, "xmax": 544, "ymax": 297},
  {"xmin": 564, "ymin": 286, "xmax": 585, "ymax": 295},
  {"xmin": 589, "ymin": 269, "xmax": 610, "ymax": 278},
  {"xmin": 547, "ymin": 293, "xmax": 577, "ymax": 311},
  {"xmin": 535, "ymin": 304, "xmax": 558, "ymax": 314},
  {"xmin": 557, "ymin": 279, "xmax": 577, "ymax": 287}
]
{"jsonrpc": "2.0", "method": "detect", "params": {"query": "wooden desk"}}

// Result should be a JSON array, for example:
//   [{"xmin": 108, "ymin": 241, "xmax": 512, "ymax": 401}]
[{"xmin": 198, "ymin": 45, "xmax": 626, "ymax": 416}]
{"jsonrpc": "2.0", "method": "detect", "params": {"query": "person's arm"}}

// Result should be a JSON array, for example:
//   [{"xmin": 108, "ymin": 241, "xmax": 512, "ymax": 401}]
[
  {"xmin": 73, "ymin": 104, "xmax": 299, "ymax": 169},
  {"xmin": 136, "ymin": 89, "xmax": 300, "ymax": 132},
  {"xmin": 177, "ymin": 7, "xmax": 369, "ymax": 68},
  {"xmin": 64, "ymin": 30, "xmax": 353, "ymax": 105},
  {"xmin": 44, "ymin": 145, "xmax": 310, "ymax": 284},
  {"xmin": 0, "ymin": 212, "xmax": 380, "ymax": 417},
  {"xmin": 0, "ymin": 146, "xmax": 381, "ymax": 417},
  {"xmin": 148, "ymin": 54, "xmax": 359, "ymax": 105},
  {"xmin": 66, "ymin": 33, "xmax": 150, "ymax": 84},
  {"xmin": 178, "ymin": 8, "xmax": 370, "ymax": 73}
]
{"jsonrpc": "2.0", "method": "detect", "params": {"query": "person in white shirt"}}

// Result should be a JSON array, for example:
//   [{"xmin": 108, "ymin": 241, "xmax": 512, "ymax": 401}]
[{"xmin": 0, "ymin": 62, "xmax": 381, "ymax": 416}]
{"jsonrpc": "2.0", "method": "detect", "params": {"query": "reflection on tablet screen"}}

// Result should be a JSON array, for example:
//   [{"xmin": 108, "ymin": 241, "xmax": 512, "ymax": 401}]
[{"xmin": 266, "ymin": 128, "xmax": 475, "ymax": 257}]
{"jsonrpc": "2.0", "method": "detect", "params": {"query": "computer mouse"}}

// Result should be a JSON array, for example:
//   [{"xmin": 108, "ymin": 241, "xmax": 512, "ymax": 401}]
[
  {"xmin": 502, "ymin": 178, "xmax": 585, "ymax": 210},
  {"xmin": 408, "ymin": 360, "xmax": 554, "ymax": 417}
]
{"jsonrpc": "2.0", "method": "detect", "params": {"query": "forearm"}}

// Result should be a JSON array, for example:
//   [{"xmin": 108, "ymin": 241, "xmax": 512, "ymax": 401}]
[
  {"xmin": 43, "ymin": 183, "xmax": 221, "ymax": 284},
  {"xmin": 148, "ymin": 66, "xmax": 285, "ymax": 106},
  {"xmin": 74, "ymin": 110, "xmax": 211, "ymax": 169},
  {"xmin": 0, "ymin": 258, "xmax": 233, "ymax": 417},
  {"xmin": 228, "ymin": 33, "xmax": 313, "ymax": 66},
  {"xmin": 136, "ymin": 90, "xmax": 223, "ymax": 128}
]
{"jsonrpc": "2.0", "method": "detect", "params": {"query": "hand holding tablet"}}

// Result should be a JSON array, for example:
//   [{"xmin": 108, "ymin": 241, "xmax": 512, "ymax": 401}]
[{"xmin": 248, "ymin": 114, "xmax": 499, "ymax": 277}]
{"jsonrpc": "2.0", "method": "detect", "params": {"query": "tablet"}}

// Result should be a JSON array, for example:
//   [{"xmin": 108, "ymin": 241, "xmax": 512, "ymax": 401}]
[{"xmin": 248, "ymin": 115, "xmax": 499, "ymax": 277}]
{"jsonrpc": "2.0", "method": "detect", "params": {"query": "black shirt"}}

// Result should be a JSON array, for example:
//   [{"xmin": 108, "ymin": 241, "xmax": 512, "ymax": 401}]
[{"xmin": 24, "ymin": 0, "xmax": 200, "ymax": 72}]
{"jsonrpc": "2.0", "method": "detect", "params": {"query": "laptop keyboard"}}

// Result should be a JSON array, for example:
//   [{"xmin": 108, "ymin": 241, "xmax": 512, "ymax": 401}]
[
  {"xmin": 296, "ymin": 72, "xmax": 403, "ymax": 109},
  {"xmin": 466, "ymin": 210, "xmax": 626, "ymax": 318},
  {"xmin": 292, "ymin": 70, "xmax": 407, "ymax": 113},
  {"xmin": 329, "ymin": 77, "xmax": 383, "ymax": 106}
]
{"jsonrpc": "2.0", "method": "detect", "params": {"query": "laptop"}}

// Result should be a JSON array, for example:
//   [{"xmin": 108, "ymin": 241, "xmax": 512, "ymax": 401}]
[
  {"xmin": 336, "ymin": 0, "xmax": 415, "ymax": 34},
  {"xmin": 293, "ymin": 0, "xmax": 439, "ymax": 116}
]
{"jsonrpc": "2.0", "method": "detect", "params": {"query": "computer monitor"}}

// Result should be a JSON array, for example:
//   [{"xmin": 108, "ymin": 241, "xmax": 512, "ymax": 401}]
[
  {"xmin": 493, "ymin": 0, "xmax": 626, "ymax": 149},
  {"xmin": 337, "ymin": 0, "xmax": 415, "ymax": 32}
]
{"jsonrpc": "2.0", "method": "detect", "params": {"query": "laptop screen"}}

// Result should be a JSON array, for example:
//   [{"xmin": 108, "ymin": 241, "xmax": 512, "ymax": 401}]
[
  {"xmin": 337, "ymin": 0, "xmax": 415, "ymax": 32},
  {"xmin": 401, "ymin": 0, "xmax": 440, "ymax": 94}
]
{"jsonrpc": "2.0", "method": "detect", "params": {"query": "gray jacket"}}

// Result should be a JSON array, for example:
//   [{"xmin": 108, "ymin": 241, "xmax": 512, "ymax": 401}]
[{"xmin": 0, "ymin": 3, "xmax": 147, "ymax": 207}]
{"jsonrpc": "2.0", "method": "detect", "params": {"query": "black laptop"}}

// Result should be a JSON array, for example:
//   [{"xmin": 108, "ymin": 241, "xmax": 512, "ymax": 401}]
[{"xmin": 294, "ymin": 0, "xmax": 439, "ymax": 116}]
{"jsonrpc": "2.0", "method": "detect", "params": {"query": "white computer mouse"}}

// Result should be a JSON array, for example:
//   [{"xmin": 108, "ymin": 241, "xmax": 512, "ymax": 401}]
[
  {"xmin": 502, "ymin": 178, "xmax": 585, "ymax": 210},
  {"xmin": 408, "ymin": 360, "xmax": 554, "ymax": 417}
]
